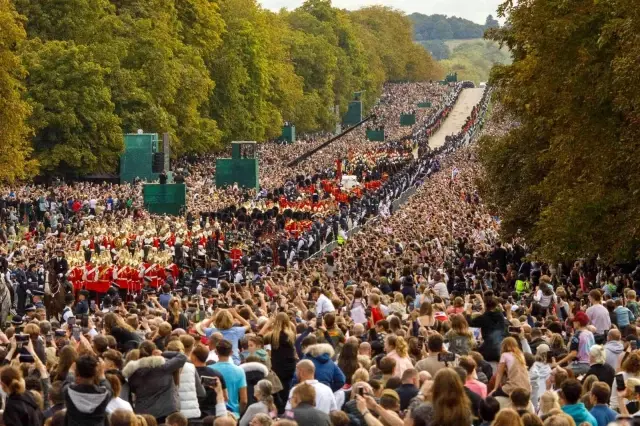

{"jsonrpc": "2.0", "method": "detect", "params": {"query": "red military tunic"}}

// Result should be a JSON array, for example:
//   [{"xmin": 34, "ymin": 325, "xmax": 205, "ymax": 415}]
[
  {"xmin": 83, "ymin": 263, "xmax": 98, "ymax": 292},
  {"xmin": 151, "ymin": 264, "xmax": 164, "ymax": 288},
  {"xmin": 68, "ymin": 266, "xmax": 84, "ymax": 291},
  {"xmin": 230, "ymin": 248, "xmax": 243, "ymax": 269},
  {"xmin": 115, "ymin": 265, "xmax": 129, "ymax": 291}
]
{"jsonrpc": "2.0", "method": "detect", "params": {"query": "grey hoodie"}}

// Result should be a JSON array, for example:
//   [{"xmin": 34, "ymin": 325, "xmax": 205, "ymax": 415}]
[{"xmin": 604, "ymin": 340, "xmax": 624, "ymax": 370}]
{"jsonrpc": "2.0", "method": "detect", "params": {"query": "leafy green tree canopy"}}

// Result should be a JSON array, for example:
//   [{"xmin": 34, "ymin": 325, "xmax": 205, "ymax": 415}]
[{"xmin": 479, "ymin": 0, "xmax": 640, "ymax": 262}]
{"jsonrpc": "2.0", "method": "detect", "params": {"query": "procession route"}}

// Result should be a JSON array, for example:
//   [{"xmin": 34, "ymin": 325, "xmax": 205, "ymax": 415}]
[{"xmin": 429, "ymin": 87, "xmax": 485, "ymax": 149}]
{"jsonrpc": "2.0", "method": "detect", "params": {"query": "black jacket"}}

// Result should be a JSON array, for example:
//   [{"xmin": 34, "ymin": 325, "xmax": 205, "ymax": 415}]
[
  {"xmin": 466, "ymin": 310, "xmax": 507, "ymax": 362},
  {"xmin": 395, "ymin": 383, "xmax": 419, "ymax": 411},
  {"xmin": 3, "ymin": 391, "xmax": 45, "ymax": 426},
  {"xmin": 584, "ymin": 363, "xmax": 615, "ymax": 390}
]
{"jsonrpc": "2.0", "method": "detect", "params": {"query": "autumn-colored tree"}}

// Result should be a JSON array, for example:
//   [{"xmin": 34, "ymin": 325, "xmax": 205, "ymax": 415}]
[
  {"xmin": 6, "ymin": 0, "xmax": 440, "ymax": 175},
  {"xmin": 0, "ymin": 0, "xmax": 36, "ymax": 181},
  {"xmin": 479, "ymin": 0, "xmax": 640, "ymax": 262}
]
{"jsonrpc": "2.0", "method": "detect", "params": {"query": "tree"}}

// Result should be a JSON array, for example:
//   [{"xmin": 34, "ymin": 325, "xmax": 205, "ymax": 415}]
[
  {"xmin": 479, "ymin": 0, "xmax": 640, "ymax": 262},
  {"xmin": 438, "ymin": 40, "xmax": 510, "ymax": 84},
  {"xmin": 420, "ymin": 40, "xmax": 451, "ymax": 60},
  {"xmin": 21, "ymin": 40, "xmax": 123, "ymax": 174},
  {"xmin": 484, "ymin": 14, "xmax": 499, "ymax": 29},
  {"xmin": 3, "ymin": 0, "xmax": 445, "ymax": 176},
  {"xmin": 409, "ymin": 13, "xmax": 485, "ymax": 40},
  {"xmin": 111, "ymin": 0, "xmax": 222, "ymax": 154},
  {"xmin": 0, "ymin": 0, "xmax": 36, "ymax": 181}
]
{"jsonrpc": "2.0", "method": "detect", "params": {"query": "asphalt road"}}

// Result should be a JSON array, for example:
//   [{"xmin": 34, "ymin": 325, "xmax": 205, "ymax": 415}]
[{"xmin": 429, "ymin": 88, "xmax": 485, "ymax": 149}]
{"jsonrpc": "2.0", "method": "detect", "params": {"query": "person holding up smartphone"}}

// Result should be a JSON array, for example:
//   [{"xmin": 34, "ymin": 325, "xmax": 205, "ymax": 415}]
[{"xmin": 190, "ymin": 344, "xmax": 227, "ymax": 417}]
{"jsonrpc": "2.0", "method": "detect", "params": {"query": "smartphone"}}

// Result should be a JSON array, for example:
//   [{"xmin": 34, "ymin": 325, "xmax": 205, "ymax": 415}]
[
  {"xmin": 54, "ymin": 329, "xmax": 66, "ymax": 337},
  {"xmin": 615, "ymin": 373, "xmax": 626, "ymax": 391},
  {"xmin": 358, "ymin": 387, "xmax": 364, "ymax": 396},
  {"xmin": 19, "ymin": 353, "xmax": 34, "ymax": 363},
  {"xmin": 45, "ymin": 334, "xmax": 53, "ymax": 344},
  {"xmin": 67, "ymin": 317, "xmax": 76, "ymax": 327},
  {"xmin": 15, "ymin": 334, "xmax": 29, "ymax": 348},
  {"xmin": 80, "ymin": 315, "xmax": 89, "ymax": 328},
  {"xmin": 201, "ymin": 376, "xmax": 218, "ymax": 387},
  {"xmin": 90, "ymin": 300, "xmax": 96, "ymax": 310},
  {"xmin": 631, "ymin": 341, "xmax": 638, "ymax": 350},
  {"xmin": 418, "ymin": 336, "xmax": 425, "ymax": 347},
  {"xmin": 438, "ymin": 352, "xmax": 456, "ymax": 363},
  {"xmin": 509, "ymin": 326, "xmax": 522, "ymax": 333},
  {"xmin": 72, "ymin": 326, "xmax": 81, "ymax": 341},
  {"xmin": 546, "ymin": 351, "xmax": 554, "ymax": 363},
  {"xmin": 316, "ymin": 313, "xmax": 323, "ymax": 328}
]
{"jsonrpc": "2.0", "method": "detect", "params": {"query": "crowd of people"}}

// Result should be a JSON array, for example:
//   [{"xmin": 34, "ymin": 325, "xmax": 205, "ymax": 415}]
[{"xmin": 0, "ymin": 79, "xmax": 638, "ymax": 426}]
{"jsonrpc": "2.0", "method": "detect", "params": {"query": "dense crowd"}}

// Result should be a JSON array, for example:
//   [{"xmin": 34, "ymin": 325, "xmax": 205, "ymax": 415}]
[{"xmin": 0, "ymin": 81, "xmax": 638, "ymax": 426}]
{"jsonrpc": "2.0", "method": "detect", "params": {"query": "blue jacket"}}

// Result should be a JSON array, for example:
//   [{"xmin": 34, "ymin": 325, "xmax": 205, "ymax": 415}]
[
  {"xmin": 292, "ymin": 343, "xmax": 345, "ymax": 392},
  {"xmin": 562, "ymin": 403, "xmax": 597, "ymax": 426},
  {"xmin": 614, "ymin": 306, "xmax": 635, "ymax": 328},
  {"xmin": 590, "ymin": 404, "xmax": 617, "ymax": 426}
]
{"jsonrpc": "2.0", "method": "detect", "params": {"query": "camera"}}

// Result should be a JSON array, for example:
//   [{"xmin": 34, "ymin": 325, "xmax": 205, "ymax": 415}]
[
  {"xmin": 438, "ymin": 352, "xmax": 456, "ymax": 363},
  {"xmin": 201, "ymin": 376, "xmax": 218, "ymax": 388}
]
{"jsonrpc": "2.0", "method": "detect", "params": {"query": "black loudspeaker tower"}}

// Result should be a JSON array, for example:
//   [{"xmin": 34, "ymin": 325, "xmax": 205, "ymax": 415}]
[{"xmin": 152, "ymin": 152, "xmax": 165, "ymax": 173}]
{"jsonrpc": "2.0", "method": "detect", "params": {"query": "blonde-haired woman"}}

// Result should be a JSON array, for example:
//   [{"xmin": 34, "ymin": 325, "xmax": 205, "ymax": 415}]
[
  {"xmin": 385, "ymin": 335, "xmax": 414, "ymax": 377},
  {"xmin": 538, "ymin": 391, "xmax": 561, "ymax": 417},
  {"xmin": 196, "ymin": 308, "xmax": 251, "ymax": 365},
  {"xmin": 491, "ymin": 336, "xmax": 531, "ymax": 397},
  {"xmin": 1, "ymin": 366, "xmax": 44, "ymax": 426},
  {"xmin": 352, "ymin": 368, "xmax": 369, "ymax": 384},
  {"xmin": 260, "ymin": 312, "xmax": 297, "ymax": 413},
  {"xmin": 388, "ymin": 292, "xmax": 406, "ymax": 316},
  {"xmin": 418, "ymin": 368, "xmax": 472, "ymax": 426},
  {"xmin": 611, "ymin": 352, "xmax": 640, "ymax": 409},
  {"xmin": 239, "ymin": 379, "xmax": 277, "ymax": 426},
  {"xmin": 542, "ymin": 412, "xmax": 576, "ymax": 426},
  {"xmin": 167, "ymin": 297, "xmax": 189, "ymax": 330}
]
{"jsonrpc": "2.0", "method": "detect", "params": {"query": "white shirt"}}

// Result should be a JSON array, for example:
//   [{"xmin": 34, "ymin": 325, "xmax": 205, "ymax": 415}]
[
  {"xmin": 433, "ymin": 281, "xmax": 449, "ymax": 300},
  {"xmin": 586, "ymin": 303, "xmax": 611, "ymax": 334},
  {"xmin": 207, "ymin": 350, "xmax": 219, "ymax": 363},
  {"xmin": 286, "ymin": 380, "xmax": 338, "ymax": 413},
  {"xmin": 316, "ymin": 294, "xmax": 335, "ymax": 315},
  {"xmin": 106, "ymin": 397, "xmax": 133, "ymax": 414},
  {"xmin": 62, "ymin": 307, "xmax": 74, "ymax": 323}
]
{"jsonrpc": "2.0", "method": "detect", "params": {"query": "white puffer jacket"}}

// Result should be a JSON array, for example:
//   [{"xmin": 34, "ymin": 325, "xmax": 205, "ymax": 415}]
[{"xmin": 177, "ymin": 362, "xmax": 202, "ymax": 419}]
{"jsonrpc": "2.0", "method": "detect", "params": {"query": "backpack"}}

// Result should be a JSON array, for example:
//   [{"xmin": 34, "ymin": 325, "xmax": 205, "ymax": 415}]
[{"xmin": 448, "ymin": 332, "xmax": 471, "ymax": 356}]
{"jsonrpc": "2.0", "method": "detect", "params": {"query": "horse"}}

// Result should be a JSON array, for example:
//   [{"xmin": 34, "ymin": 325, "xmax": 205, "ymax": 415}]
[
  {"xmin": 44, "ymin": 259, "xmax": 68, "ymax": 321},
  {"xmin": 0, "ymin": 273, "xmax": 12, "ymax": 326}
]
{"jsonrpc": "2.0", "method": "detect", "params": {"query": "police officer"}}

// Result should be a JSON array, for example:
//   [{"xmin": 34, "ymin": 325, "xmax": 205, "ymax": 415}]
[
  {"xmin": 14, "ymin": 259, "xmax": 28, "ymax": 315},
  {"xmin": 62, "ymin": 293, "xmax": 75, "ymax": 323},
  {"xmin": 180, "ymin": 264, "xmax": 192, "ymax": 288},
  {"xmin": 52, "ymin": 247, "xmax": 69, "ymax": 278}
]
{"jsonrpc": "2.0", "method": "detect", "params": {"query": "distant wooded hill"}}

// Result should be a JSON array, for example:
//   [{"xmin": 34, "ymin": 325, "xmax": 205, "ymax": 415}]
[{"xmin": 409, "ymin": 13, "xmax": 499, "ymax": 41}]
